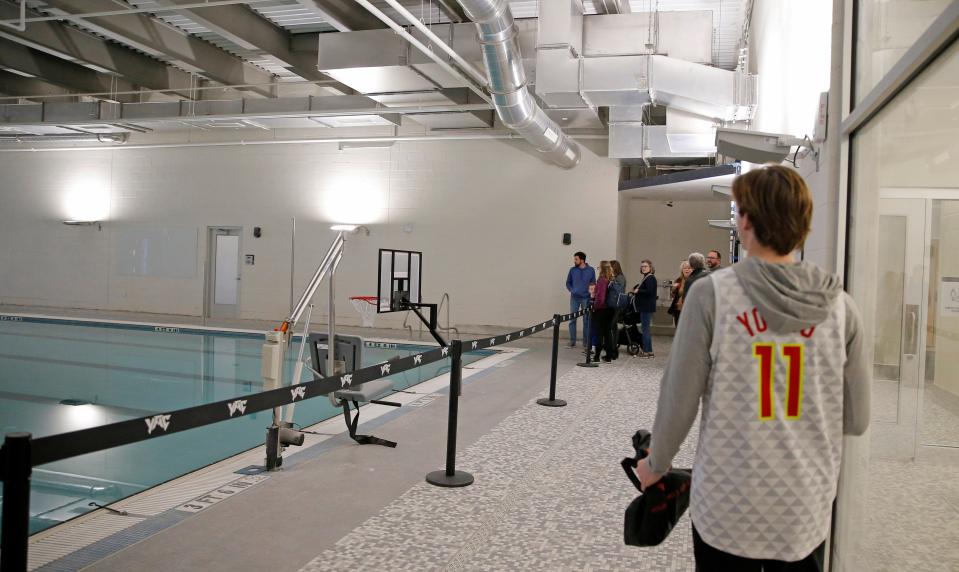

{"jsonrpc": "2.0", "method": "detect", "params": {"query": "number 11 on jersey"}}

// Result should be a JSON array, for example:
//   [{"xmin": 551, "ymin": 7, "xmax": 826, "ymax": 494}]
[{"xmin": 753, "ymin": 343, "xmax": 805, "ymax": 421}]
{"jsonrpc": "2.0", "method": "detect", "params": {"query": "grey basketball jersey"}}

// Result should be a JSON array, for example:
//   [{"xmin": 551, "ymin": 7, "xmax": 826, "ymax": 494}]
[{"xmin": 691, "ymin": 268, "xmax": 846, "ymax": 561}]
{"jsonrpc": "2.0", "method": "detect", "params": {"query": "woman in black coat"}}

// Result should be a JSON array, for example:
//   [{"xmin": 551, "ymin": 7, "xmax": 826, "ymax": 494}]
[{"xmin": 634, "ymin": 260, "xmax": 657, "ymax": 358}]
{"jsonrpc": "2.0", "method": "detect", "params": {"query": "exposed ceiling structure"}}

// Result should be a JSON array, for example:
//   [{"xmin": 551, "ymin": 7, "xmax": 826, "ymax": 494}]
[{"xmin": 0, "ymin": 0, "xmax": 753, "ymax": 167}]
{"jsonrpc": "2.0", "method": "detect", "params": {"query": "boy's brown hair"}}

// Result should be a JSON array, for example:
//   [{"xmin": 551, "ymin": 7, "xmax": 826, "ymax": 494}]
[{"xmin": 732, "ymin": 165, "xmax": 813, "ymax": 256}]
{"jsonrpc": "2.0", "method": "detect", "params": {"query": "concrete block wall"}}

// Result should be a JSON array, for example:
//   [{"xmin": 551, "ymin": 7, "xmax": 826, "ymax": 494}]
[{"xmin": 0, "ymin": 138, "xmax": 621, "ymax": 330}]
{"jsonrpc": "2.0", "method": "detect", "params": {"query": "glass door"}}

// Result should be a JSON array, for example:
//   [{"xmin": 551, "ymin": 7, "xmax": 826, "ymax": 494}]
[{"xmin": 871, "ymin": 197, "xmax": 930, "ymax": 459}]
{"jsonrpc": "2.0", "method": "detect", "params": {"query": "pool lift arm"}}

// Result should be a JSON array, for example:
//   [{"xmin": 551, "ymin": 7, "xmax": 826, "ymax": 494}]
[{"xmin": 262, "ymin": 229, "xmax": 362, "ymax": 470}]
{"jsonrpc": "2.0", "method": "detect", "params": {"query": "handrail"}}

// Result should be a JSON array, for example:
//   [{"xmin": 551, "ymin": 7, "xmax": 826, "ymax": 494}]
[
  {"xmin": 437, "ymin": 293, "xmax": 460, "ymax": 336},
  {"xmin": 283, "ymin": 233, "xmax": 344, "ymax": 331}
]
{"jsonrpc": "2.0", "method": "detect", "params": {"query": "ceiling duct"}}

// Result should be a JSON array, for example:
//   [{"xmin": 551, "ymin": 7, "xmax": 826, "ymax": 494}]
[{"xmin": 457, "ymin": 0, "xmax": 581, "ymax": 168}]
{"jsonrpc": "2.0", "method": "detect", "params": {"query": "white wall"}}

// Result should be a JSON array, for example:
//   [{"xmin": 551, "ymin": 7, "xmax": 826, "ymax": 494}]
[
  {"xmin": 621, "ymin": 198, "xmax": 732, "ymax": 289},
  {"xmin": 750, "ymin": 0, "xmax": 838, "ymax": 272},
  {"xmin": 0, "ymin": 139, "xmax": 620, "ymax": 329}
]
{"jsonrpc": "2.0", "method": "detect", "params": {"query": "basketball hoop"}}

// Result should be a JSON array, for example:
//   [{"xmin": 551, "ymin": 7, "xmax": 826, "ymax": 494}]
[{"xmin": 350, "ymin": 296, "xmax": 379, "ymax": 327}]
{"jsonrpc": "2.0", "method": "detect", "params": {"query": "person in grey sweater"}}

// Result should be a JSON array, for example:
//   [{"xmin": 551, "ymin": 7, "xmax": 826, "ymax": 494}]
[
  {"xmin": 634, "ymin": 165, "xmax": 871, "ymax": 570},
  {"xmin": 682, "ymin": 252, "xmax": 708, "ymax": 305}
]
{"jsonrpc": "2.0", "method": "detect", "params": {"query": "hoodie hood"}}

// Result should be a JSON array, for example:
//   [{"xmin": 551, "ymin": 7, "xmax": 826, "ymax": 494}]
[{"xmin": 732, "ymin": 257, "xmax": 843, "ymax": 333}]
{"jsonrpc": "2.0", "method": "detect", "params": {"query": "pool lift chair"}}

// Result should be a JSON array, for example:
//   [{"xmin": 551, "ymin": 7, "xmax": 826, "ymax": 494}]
[
  {"xmin": 262, "ymin": 226, "xmax": 400, "ymax": 470},
  {"xmin": 308, "ymin": 333, "xmax": 402, "ymax": 448}
]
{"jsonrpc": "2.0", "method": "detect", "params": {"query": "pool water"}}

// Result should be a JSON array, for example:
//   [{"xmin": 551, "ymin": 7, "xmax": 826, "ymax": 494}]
[{"xmin": 0, "ymin": 318, "xmax": 489, "ymax": 534}]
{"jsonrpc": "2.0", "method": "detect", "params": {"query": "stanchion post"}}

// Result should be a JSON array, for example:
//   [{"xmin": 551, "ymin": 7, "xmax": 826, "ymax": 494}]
[
  {"xmin": 537, "ymin": 314, "xmax": 567, "ymax": 407},
  {"xmin": 1, "ymin": 432, "xmax": 32, "ymax": 572},
  {"xmin": 577, "ymin": 305, "xmax": 598, "ymax": 368},
  {"xmin": 426, "ymin": 340, "xmax": 473, "ymax": 488}
]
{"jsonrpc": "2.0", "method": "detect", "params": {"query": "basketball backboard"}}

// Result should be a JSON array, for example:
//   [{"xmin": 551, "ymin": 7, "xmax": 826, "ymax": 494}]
[{"xmin": 377, "ymin": 249, "xmax": 422, "ymax": 313}]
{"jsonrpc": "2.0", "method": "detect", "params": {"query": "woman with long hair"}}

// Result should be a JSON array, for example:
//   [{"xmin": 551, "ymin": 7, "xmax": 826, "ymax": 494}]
[
  {"xmin": 667, "ymin": 261, "xmax": 692, "ymax": 326},
  {"xmin": 592, "ymin": 261, "xmax": 616, "ymax": 362}
]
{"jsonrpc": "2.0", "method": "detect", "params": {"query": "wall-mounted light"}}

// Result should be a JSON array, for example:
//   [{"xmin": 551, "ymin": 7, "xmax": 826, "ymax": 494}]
[
  {"xmin": 63, "ymin": 220, "xmax": 102, "ymax": 230},
  {"xmin": 331, "ymin": 224, "xmax": 370, "ymax": 236}
]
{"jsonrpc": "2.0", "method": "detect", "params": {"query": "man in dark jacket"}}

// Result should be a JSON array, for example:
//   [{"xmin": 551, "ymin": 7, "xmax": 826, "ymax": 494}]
[
  {"xmin": 682, "ymin": 253, "xmax": 709, "ymax": 306},
  {"xmin": 566, "ymin": 251, "xmax": 596, "ymax": 348}
]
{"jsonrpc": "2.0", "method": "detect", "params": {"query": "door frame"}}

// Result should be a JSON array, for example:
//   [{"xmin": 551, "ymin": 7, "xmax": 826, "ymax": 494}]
[
  {"xmin": 204, "ymin": 226, "xmax": 243, "ymax": 320},
  {"xmin": 878, "ymin": 188, "xmax": 959, "ymax": 459}
]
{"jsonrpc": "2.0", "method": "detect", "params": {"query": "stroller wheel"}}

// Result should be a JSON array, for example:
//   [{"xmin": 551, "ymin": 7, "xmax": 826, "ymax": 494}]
[{"xmin": 628, "ymin": 344, "xmax": 641, "ymax": 356}]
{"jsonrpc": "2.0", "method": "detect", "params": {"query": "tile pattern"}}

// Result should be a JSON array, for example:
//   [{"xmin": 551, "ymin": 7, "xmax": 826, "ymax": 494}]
[{"xmin": 300, "ymin": 337, "xmax": 701, "ymax": 571}]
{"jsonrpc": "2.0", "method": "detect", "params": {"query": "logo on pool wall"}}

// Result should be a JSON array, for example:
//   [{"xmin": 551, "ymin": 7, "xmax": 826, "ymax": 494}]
[
  {"xmin": 145, "ymin": 414, "xmax": 171, "ymax": 434},
  {"xmin": 290, "ymin": 386, "xmax": 306, "ymax": 401},
  {"xmin": 227, "ymin": 400, "xmax": 247, "ymax": 417}
]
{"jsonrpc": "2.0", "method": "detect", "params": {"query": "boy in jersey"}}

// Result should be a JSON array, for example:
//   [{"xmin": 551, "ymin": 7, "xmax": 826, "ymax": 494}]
[{"xmin": 634, "ymin": 165, "xmax": 871, "ymax": 571}]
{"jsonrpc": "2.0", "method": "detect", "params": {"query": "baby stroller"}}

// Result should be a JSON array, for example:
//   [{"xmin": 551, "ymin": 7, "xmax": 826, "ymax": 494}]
[{"xmin": 616, "ymin": 292, "xmax": 643, "ymax": 357}]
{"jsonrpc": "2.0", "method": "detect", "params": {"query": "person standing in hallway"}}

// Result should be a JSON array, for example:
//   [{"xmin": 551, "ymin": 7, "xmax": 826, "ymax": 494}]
[
  {"xmin": 706, "ymin": 250, "xmax": 723, "ymax": 271},
  {"xmin": 668, "ymin": 261, "xmax": 692, "ymax": 326},
  {"xmin": 634, "ymin": 260, "xmax": 657, "ymax": 358},
  {"xmin": 634, "ymin": 165, "xmax": 871, "ymax": 571},
  {"xmin": 566, "ymin": 251, "xmax": 595, "ymax": 348},
  {"xmin": 592, "ymin": 261, "xmax": 615, "ymax": 362},
  {"xmin": 682, "ymin": 252, "xmax": 709, "ymax": 305},
  {"xmin": 609, "ymin": 260, "xmax": 628, "ymax": 359}
]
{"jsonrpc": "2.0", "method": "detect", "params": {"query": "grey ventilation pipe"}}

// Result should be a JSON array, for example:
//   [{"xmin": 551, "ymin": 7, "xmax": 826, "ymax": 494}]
[{"xmin": 457, "ymin": 0, "xmax": 581, "ymax": 168}]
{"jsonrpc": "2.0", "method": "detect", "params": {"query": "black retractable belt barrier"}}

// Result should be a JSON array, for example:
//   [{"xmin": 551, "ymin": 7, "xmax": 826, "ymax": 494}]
[
  {"xmin": 537, "ymin": 314, "xmax": 567, "ymax": 407},
  {"xmin": 426, "ymin": 340, "xmax": 473, "ymax": 488},
  {"xmin": 1, "ymin": 432, "xmax": 32, "ymax": 572}
]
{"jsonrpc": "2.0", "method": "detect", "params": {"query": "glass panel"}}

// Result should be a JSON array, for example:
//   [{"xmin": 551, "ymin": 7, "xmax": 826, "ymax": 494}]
[
  {"xmin": 840, "ymin": 40, "xmax": 959, "ymax": 571},
  {"xmin": 213, "ymin": 235, "xmax": 238, "ymax": 305},
  {"xmin": 855, "ymin": 0, "xmax": 952, "ymax": 105},
  {"xmin": 922, "ymin": 199, "xmax": 959, "ymax": 448},
  {"xmin": 873, "ymin": 215, "xmax": 906, "ymax": 422}
]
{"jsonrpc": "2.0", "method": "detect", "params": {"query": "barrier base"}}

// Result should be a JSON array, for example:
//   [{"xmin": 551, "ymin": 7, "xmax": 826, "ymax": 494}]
[
  {"xmin": 426, "ymin": 470, "xmax": 474, "ymax": 488},
  {"xmin": 536, "ymin": 397, "xmax": 567, "ymax": 407}
]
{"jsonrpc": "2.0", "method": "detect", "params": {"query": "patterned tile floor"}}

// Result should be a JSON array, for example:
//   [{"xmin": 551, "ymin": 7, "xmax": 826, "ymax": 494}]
[{"xmin": 299, "ymin": 337, "xmax": 699, "ymax": 571}]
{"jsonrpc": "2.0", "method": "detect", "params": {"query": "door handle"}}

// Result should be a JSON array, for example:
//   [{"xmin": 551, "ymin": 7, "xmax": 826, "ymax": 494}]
[{"xmin": 903, "ymin": 304, "xmax": 919, "ymax": 357}]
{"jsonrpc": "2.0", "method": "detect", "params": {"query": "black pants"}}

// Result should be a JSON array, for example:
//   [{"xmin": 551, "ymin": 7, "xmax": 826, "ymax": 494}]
[
  {"xmin": 693, "ymin": 526, "xmax": 825, "ymax": 572},
  {"xmin": 593, "ymin": 308, "xmax": 615, "ymax": 360}
]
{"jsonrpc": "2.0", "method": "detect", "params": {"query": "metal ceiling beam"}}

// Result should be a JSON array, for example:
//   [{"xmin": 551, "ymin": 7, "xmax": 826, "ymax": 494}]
[
  {"xmin": 435, "ymin": 0, "xmax": 469, "ymax": 22},
  {"xmin": 0, "ymin": 38, "xmax": 137, "ymax": 101},
  {"xmin": 39, "ymin": 0, "xmax": 275, "ymax": 97},
  {"xmin": 0, "ymin": 1, "xmax": 196, "ymax": 98},
  {"xmin": 593, "ymin": 0, "xmax": 631, "ymax": 14},
  {"xmin": 0, "ymin": 69, "xmax": 78, "ymax": 101},
  {"xmin": 153, "ymin": 0, "xmax": 352, "ymax": 94},
  {"xmin": 294, "ymin": 0, "xmax": 384, "ymax": 31}
]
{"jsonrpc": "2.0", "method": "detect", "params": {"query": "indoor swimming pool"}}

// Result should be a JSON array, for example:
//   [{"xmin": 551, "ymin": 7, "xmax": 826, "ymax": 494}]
[{"xmin": 0, "ymin": 316, "xmax": 492, "ymax": 534}]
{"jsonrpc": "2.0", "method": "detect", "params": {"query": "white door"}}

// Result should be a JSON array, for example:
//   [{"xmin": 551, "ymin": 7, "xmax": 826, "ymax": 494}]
[{"xmin": 207, "ymin": 228, "xmax": 241, "ymax": 319}]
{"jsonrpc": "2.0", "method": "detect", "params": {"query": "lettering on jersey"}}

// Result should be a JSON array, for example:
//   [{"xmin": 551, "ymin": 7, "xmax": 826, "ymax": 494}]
[{"xmin": 736, "ymin": 307, "xmax": 768, "ymax": 337}]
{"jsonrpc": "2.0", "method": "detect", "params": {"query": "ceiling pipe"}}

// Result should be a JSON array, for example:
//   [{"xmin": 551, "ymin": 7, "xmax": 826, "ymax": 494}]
[
  {"xmin": 352, "ymin": 0, "xmax": 491, "ymax": 104},
  {"xmin": 0, "ymin": 131, "xmax": 607, "ymax": 153},
  {"xmin": 378, "ymin": 0, "xmax": 489, "ymax": 88},
  {"xmin": 456, "ymin": 0, "xmax": 581, "ymax": 168}
]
